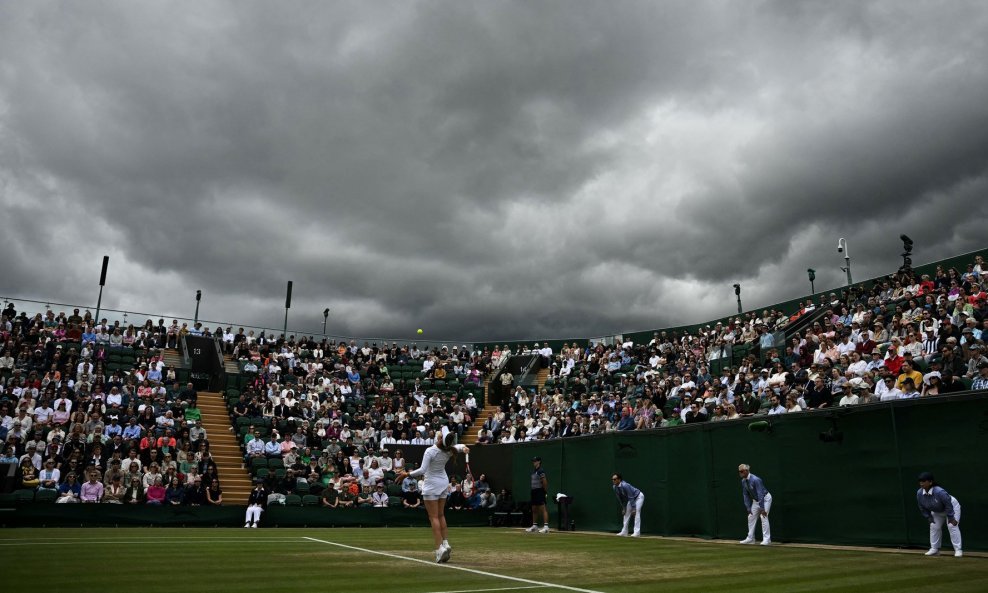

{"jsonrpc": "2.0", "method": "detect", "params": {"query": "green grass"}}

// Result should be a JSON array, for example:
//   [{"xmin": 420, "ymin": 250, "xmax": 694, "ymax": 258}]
[{"xmin": 1, "ymin": 528, "xmax": 984, "ymax": 593}]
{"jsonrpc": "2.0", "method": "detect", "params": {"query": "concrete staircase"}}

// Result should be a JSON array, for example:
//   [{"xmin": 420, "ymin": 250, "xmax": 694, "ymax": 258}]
[
  {"xmin": 461, "ymin": 379, "xmax": 493, "ymax": 445},
  {"xmin": 197, "ymin": 391, "xmax": 253, "ymax": 504},
  {"xmin": 535, "ymin": 367, "xmax": 549, "ymax": 391},
  {"xmin": 162, "ymin": 348, "xmax": 183, "ymax": 370},
  {"xmin": 221, "ymin": 353, "xmax": 239, "ymax": 374}
]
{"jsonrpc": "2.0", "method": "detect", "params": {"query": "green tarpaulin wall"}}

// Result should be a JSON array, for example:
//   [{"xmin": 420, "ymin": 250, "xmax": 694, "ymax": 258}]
[
  {"xmin": 506, "ymin": 393, "xmax": 988, "ymax": 550},
  {"xmin": 0, "ymin": 505, "xmax": 490, "ymax": 529}
]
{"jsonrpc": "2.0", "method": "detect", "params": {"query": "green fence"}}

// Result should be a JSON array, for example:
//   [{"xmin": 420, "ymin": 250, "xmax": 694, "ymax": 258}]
[
  {"xmin": 507, "ymin": 393, "xmax": 988, "ymax": 550},
  {"xmin": 0, "ymin": 504, "xmax": 490, "ymax": 529}
]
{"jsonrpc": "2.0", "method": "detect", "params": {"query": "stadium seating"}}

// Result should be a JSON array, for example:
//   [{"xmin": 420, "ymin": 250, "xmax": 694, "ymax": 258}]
[{"xmin": 2, "ymin": 250, "xmax": 985, "ymax": 509}]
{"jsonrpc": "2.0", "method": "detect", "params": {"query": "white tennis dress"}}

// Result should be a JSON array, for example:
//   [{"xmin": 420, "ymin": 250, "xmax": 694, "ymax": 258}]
[{"xmin": 408, "ymin": 444, "xmax": 467, "ymax": 497}]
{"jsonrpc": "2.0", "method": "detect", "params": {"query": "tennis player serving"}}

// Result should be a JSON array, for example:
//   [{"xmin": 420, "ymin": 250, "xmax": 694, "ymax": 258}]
[{"xmin": 394, "ymin": 430, "xmax": 468, "ymax": 563}]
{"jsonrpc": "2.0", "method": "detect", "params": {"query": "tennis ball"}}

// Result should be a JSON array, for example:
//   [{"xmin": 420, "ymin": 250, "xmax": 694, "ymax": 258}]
[{"xmin": 417, "ymin": 328, "xmax": 424, "ymax": 334}]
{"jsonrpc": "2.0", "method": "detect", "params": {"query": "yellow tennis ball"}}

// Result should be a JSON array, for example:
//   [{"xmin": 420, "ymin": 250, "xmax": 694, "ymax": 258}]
[{"xmin": 417, "ymin": 328, "xmax": 424, "ymax": 334}]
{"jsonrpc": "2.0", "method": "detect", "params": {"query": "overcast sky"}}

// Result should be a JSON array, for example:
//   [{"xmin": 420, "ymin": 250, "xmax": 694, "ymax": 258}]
[{"xmin": 2, "ymin": 1, "xmax": 987, "ymax": 342}]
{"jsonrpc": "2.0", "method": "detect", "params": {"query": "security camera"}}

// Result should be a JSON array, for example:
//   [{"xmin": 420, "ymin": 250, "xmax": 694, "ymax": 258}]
[{"xmin": 837, "ymin": 240, "xmax": 844, "ymax": 253}]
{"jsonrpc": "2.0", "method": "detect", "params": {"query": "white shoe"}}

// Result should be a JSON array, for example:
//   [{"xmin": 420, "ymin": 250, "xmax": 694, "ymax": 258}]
[
  {"xmin": 539, "ymin": 526, "xmax": 550, "ymax": 534},
  {"xmin": 438, "ymin": 545, "xmax": 451, "ymax": 563},
  {"xmin": 924, "ymin": 549, "xmax": 939, "ymax": 556},
  {"xmin": 244, "ymin": 523, "xmax": 250, "ymax": 528},
  {"xmin": 954, "ymin": 550, "xmax": 963, "ymax": 558},
  {"xmin": 251, "ymin": 523, "xmax": 257, "ymax": 528},
  {"xmin": 631, "ymin": 533, "xmax": 640, "ymax": 538},
  {"xmin": 525, "ymin": 525, "xmax": 539, "ymax": 533},
  {"xmin": 616, "ymin": 531, "xmax": 628, "ymax": 537},
  {"xmin": 435, "ymin": 548, "xmax": 444, "ymax": 563},
  {"xmin": 739, "ymin": 538, "xmax": 755, "ymax": 544},
  {"xmin": 760, "ymin": 540, "xmax": 771, "ymax": 546}
]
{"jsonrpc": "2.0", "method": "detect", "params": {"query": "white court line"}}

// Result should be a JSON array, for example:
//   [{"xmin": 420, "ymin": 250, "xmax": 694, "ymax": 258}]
[
  {"xmin": 421, "ymin": 587, "xmax": 542, "ymax": 593},
  {"xmin": 303, "ymin": 536, "xmax": 604, "ymax": 593},
  {"xmin": 0, "ymin": 539, "xmax": 303, "ymax": 546},
  {"xmin": 0, "ymin": 536, "xmax": 305, "ymax": 541}
]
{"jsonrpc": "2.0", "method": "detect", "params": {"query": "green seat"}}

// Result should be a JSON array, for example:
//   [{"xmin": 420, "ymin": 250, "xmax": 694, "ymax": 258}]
[
  {"xmin": 255, "ymin": 468, "xmax": 270, "ymax": 480},
  {"xmin": 285, "ymin": 494, "xmax": 302, "ymax": 506},
  {"xmin": 250, "ymin": 458, "xmax": 268, "ymax": 471},
  {"xmin": 388, "ymin": 496, "xmax": 402, "ymax": 507},
  {"xmin": 302, "ymin": 494, "xmax": 320, "ymax": 506},
  {"xmin": 267, "ymin": 458, "xmax": 284, "ymax": 471},
  {"xmin": 35, "ymin": 489, "xmax": 58, "ymax": 503},
  {"xmin": 14, "ymin": 489, "xmax": 35, "ymax": 503},
  {"xmin": 296, "ymin": 482, "xmax": 310, "ymax": 494}
]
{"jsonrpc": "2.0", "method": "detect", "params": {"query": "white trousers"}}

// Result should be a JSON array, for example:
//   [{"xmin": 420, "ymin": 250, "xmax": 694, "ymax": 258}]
[
  {"xmin": 930, "ymin": 496, "xmax": 962, "ymax": 552},
  {"xmin": 245, "ymin": 504, "xmax": 264, "ymax": 524},
  {"xmin": 621, "ymin": 493, "xmax": 645, "ymax": 535},
  {"xmin": 746, "ymin": 492, "xmax": 772, "ymax": 542}
]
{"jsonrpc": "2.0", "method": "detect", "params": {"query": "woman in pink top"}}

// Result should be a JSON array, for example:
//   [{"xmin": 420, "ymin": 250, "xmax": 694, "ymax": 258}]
[{"xmin": 145, "ymin": 477, "xmax": 166, "ymax": 505}]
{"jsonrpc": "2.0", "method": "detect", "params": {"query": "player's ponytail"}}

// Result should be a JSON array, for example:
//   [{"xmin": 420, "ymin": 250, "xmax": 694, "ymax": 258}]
[{"xmin": 442, "ymin": 431, "xmax": 456, "ymax": 451}]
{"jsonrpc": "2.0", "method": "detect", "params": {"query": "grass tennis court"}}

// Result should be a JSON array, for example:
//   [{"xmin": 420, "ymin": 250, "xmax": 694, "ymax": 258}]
[{"xmin": 2, "ymin": 527, "xmax": 985, "ymax": 593}]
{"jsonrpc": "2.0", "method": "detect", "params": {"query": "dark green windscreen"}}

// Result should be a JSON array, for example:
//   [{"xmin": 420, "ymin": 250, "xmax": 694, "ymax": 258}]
[{"xmin": 504, "ymin": 394, "xmax": 987, "ymax": 550}]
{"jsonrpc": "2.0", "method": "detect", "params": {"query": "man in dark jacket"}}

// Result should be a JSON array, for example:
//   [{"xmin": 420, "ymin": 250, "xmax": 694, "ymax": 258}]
[{"xmin": 244, "ymin": 479, "xmax": 268, "ymax": 528}]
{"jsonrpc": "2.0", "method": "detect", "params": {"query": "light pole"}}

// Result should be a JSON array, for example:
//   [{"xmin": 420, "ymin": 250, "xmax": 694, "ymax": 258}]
[
  {"xmin": 733, "ymin": 283, "xmax": 742, "ymax": 314},
  {"xmin": 283, "ymin": 281, "xmax": 293, "ymax": 339},
  {"xmin": 322, "ymin": 308, "xmax": 330, "ymax": 336},
  {"xmin": 837, "ymin": 238, "xmax": 852, "ymax": 286},
  {"xmin": 807, "ymin": 268, "xmax": 816, "ymax": 295},
  {"xmin": 194, "ymin": 290, "xmax": 202, "ymax": 324},
  {"xmin": 94, "ymin": 256, "xmax": 109, "ymax": 325}
]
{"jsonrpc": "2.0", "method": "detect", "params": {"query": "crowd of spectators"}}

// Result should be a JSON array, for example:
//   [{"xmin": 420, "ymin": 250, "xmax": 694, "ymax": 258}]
[
  {"xmin": 4, "ymin": 253, "xmax": 986, "ymax": 502},
  {"xmin": 0, "ymin": 307, "xmax": 220, "ymax": 503},
  {"xmin": 476, "ymin": 256, "xmax": 987, "ymax": 443},
  {"xmin": 224, "ymin": 335, "xmax": 505, "ymax": 509}
]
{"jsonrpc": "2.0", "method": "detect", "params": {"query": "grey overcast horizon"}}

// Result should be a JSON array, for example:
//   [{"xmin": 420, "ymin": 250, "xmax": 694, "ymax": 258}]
[{"xmin": 1, "ymin": 1, "xmax": 987, "ymax": 342}]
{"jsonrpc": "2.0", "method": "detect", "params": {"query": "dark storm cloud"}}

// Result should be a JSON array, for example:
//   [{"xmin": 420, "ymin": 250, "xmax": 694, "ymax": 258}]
[{"xmin": 1, "ymin": 1, "xmax": 987, "ymax": 341}]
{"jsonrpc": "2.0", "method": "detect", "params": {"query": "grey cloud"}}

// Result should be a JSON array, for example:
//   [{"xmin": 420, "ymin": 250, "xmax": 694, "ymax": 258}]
[{"xmin": 2, "ymin": 1, "xmax": 987, "ymax": 341}]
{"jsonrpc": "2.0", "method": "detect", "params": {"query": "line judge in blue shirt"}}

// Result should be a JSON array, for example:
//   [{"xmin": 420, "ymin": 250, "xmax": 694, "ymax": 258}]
[
  {"xmin": 917, "ymin": 472, "xmax": 962, "ymax": 557},
  {"xmin": 611, "ymin": 473, "xmax": 644, "ymax": 537},
  {"xmin": 738, "ymin": 463, "xmax": 772, "ymax": 545}
]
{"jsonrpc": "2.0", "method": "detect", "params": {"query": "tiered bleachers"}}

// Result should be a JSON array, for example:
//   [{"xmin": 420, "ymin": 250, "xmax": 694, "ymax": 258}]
[
  {"xmin": 220, "ymin": 339, "xmax": 490, "ymax": 508},
  {"xmin": 0, "ymin": 313, "xmax": 218, "ymax": 505},
  {"xmin": 3, "ymin": 250, "xmax": 986, "ymax": 504},
  {"xmin": 478, "ymin": 253, "xmax": 987, "ymax": 443}
]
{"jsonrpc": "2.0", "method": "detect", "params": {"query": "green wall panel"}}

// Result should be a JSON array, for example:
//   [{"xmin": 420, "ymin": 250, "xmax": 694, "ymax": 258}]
[{"xmin": 509, "ymin": 394, "xmax": 988, "ymax": 550}]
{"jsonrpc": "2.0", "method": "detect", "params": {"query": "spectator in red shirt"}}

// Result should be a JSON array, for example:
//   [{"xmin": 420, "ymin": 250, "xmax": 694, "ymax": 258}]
[{"xmin": 884, "ymin": 340, "xmax": 905, "ymax": 376}]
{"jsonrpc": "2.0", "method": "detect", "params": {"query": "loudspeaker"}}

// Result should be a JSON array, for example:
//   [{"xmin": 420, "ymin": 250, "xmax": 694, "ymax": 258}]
[{"xmin": 285, "ymin": 281, "xmax": 293, "ymax": 309}]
